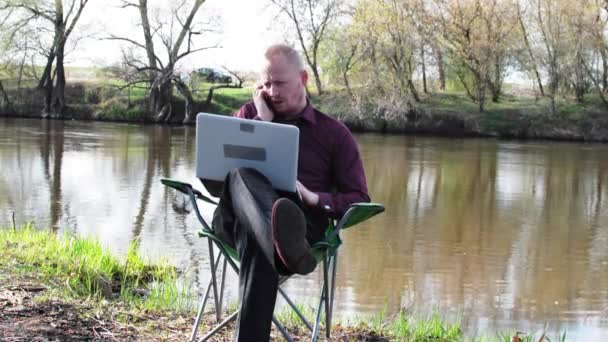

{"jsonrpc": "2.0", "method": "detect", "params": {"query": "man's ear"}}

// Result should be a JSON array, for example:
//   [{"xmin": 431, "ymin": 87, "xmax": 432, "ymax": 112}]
[{"xmin": 300, "ymin": 70, "xmax": 308, "ymax": 86}]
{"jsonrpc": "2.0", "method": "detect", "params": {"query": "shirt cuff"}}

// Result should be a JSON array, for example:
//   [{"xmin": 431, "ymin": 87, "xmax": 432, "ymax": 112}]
[{"xmin": 316, "ymin": 192, "xmax": 334, "ymax": 215}]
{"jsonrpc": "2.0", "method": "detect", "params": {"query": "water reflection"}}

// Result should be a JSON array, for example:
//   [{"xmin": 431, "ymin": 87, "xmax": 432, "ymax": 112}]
[{"xmin": 1, "ymin": 118, "xmax": 607, "ymax": 339}]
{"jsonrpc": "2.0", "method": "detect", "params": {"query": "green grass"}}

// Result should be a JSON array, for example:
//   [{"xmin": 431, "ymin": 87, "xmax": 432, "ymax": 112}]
[
  {"xmin": 474, "ymin": 331, "xmax": 568, "ymax": 342},
  {"xmin": 405, "ymin": 90, "xmax": 606, "ymax": 119},
  {"xmin": 275, "ymin": 302, "xmax": 317, "ymax": 329},
  {"xmin": 97, "ymin": 105, "xmax": 147, "ymax": 121},
  {"xmin": 0, "ymin": 224, "xmax": 574, "ymax": 341},
  {"xmin": 205, "ymin": 86, "xmax": 251, "ymax": 115},
  {"xmin": 0, "ymin": 223, "xmax": 193, "ymax": 314},
  {"xmin": 275, "ymin": 300, "xmax": 463, "ymax": 341}
]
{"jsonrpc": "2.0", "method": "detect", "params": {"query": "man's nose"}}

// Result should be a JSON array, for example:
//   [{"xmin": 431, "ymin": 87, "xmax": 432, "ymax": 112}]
[{"xmin": 268, "ymin": 85, "xmax": 278, "ymax": 97}]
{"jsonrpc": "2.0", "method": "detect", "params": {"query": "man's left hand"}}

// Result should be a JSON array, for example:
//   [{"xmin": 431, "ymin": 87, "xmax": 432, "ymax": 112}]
[{"xmin": 296, "ymin": 181, "xmax": 319, "ymax": 207}]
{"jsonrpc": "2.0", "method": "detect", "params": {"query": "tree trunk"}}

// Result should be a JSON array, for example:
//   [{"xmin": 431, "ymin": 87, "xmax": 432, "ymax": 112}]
[
  {"xmin": 477, "ymin": 74, "xmax": 486, "ymax": 112},
  {"xmin": 407, "ymin": 79, "xmax": 421, "ymax": 102},
  {"xmin": 433, "ymin": 45, "xmax": 446, "ymax": 91},
  {"xmin": 489, "ymin": 56, "xmax": 503, "ymax": 103},
  {"xmin": 52, "ymin": 42, "xmax": 67, "ymax": 117},
  {"xmin": 550, "ymin": 94, "xmax": 557, "ymax": 116},
  {"xmin": 574, "ymin": 51, "xmax": 585, "ymax": 103},
  {"xmin": 548, "ymin": 62, "xmax": 559, "ymax": 116},
  {"xmin": 311, "ymin": 63, "xmax": 323, "ymax": 96},
  {"xmin": 601, "ymin": 48, "xmax": 608, "ymax": 93},
  {"xmin": 38, "ymin": 52, "xmax": 56, "ymax": 90},
  {"xmin": 151, "ymin": 77, "xmax": 173, "ymax": 122},
  {"xmin": 456, "ymin": 68, "xmax": 475, "ymax": 102},
  {"xmin": 42, "ymin": 70, "xmax": 54, "ymax": 118},
  {"xmin": 139, "ymin": 0, "xmax": 158, "ymax": 85},
  {"xmin": 532, "ymin": 64, "xmax": 545, "ymax": 97},
  {"xmin": 43, "ymin": 0, "xmax": 66, "ymax": 119},
  {"xmin": 342, "ymin": 70, "xmax": 353, "ymax": 98},
  {"xmin": 0, "ymin": 79, "xmax": 13, "ymax": 113},
  {"xmin": 17, "ymin": 47, "xmax": 27, "ymax": 89},
  {"xmin": 581, "ymin": 56, "xmax": 608, "ymax": 109},
  {"xmin": 421, "ymin": 43, "xmax": 428, "ymax": 94},
  {"xmin": 175, "ymin": 79, "xmax": 196, "ymax": 124},
  {"xmin": 518, "ymin": 7, "xmax": 545, "ymax": 96}
]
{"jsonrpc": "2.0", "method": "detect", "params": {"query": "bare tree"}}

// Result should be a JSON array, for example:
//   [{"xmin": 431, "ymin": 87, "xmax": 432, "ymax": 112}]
[
  {"xmin": 270, "ymin": 0, "xmax": 341, "ymax": 95},
  {"xmin": 1, "ymin": 0, "xmax": 91, "ymax": 118},
  {"xmin": 221, "ymin": 66, "xmax": 248, "ymax": 88},
  {"xmin": 579, "ymin": 0, "xmax": 608, "ymax": 108},
  {"xmin": 432, "ymin": 0, "xmax": 517, "ymax": 111},
  {"xmin": 516, "ymin": 1, "xmax": 545, "ymax": 97},
  {"xmin": 434, "ymin": 0, "xmax": 490, "ymax": 111},
  {"xmin": 109, "ymin": 0, "xmax": 217, "ymax": 124},
  {"xmin": 530, "ymin": 0, "xmax": 571, "ymax": 115},
  {"xmin": 320, "ymin": 25, "xmax": 361, "ymax": 98}
]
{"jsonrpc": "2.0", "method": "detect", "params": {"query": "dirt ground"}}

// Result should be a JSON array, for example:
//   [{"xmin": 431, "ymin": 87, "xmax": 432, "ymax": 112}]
[
  {"xmin": 0, "ymin": 283, "xmax": 192, "ymax": 341},
  {"xmin": 0, "ymin": 279, "xmax": 388, "ymax": 342}
]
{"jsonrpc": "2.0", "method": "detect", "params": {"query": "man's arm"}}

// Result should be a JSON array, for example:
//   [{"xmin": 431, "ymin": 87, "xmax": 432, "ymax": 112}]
[{"xmin": 314, "ymin": 128, "xmax": 370, "ymax": 219}]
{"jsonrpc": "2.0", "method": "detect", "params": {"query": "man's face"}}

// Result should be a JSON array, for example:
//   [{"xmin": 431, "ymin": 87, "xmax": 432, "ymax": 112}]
[{"xmin": 259, "ymin": 55, "xmax": 307, "ymax": 115}]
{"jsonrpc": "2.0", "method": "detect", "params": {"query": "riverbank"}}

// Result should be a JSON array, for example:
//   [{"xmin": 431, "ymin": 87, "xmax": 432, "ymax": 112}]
[
  {"xmin": 314, "ymin": 92, "xmax": 608, "ymax": 142},
  {"xmin": 0, "ymin": 224, "xmax": 471, "ymax": 341},
  {"xmin": 1, "ymin": 85, "xmax": 607, "ymax": 142}
]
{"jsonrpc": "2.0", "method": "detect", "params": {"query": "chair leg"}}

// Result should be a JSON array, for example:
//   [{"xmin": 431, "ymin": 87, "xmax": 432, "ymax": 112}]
[
  {"xmin": 328, "ymin": 250, "xmax": 339, "ymax": 333},
  {"xmin": 323, "ymin": 253, "xmax": 331, "ymax": 339},
  {"xmin": 194, "ymin": 241, "xmax": 242, "ymax": 342},
  {"xmin": 218, "ymin": 257, "xmax": 227, "ymax": 315},
  {"xmin": 190, "ymin": 253, "xmax": 222, "ymax": 342},
  {"xmin": 312, "ymin": 252, "xmax": 329, "ymax": 342},
  {"xmin": 272, "ymin": 316, "xmax": 295, "ymax": 342},
  {"xmin": 190, "ymin": 275, "xmax": 213, "ymax": 342},
  {"xmin": 207, "ymin": 239, "xmax": 222, "ymax": 322},
  {"xmin": 200, "ymin": 310, "xmax": 239, "ymax": 341}
]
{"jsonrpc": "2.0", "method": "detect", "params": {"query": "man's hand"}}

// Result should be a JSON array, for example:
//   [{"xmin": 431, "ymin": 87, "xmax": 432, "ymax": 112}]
[
  {"xmin": 253, "ymin": 84, "xmax": 274, "ymax": 122},
  {"xmin": 296, "ymin": 181, "xmax": 319, "ymax": 207}
]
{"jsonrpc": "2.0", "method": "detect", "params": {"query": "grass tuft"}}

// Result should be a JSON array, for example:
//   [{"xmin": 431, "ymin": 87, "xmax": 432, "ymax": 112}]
[{"xmin": 0, "ymin": 223, "xmax": 193, "ymax": 313}]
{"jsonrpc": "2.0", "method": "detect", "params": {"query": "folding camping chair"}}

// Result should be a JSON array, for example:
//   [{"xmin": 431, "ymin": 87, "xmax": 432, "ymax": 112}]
[{"xmin": 161, "ymin": 178, "xmax": 384, "ymax": 342}]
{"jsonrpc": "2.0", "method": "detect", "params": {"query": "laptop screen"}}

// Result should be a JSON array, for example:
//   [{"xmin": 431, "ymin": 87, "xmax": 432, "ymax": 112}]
[{"xmin": 195, "ymin": 113, "xmax": 299, "ymax": 192}]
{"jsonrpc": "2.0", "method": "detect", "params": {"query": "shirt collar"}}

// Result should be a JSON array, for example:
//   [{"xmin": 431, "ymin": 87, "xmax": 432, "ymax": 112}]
[{"xmin": 298, "ymin": 100, "xmax": 317, "ymax": 125}]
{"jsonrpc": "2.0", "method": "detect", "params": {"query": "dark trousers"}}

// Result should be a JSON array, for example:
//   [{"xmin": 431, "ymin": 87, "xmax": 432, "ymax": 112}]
[{"xmin": 210, "ymin": 168, "xmax": 322, "ymax": 342}]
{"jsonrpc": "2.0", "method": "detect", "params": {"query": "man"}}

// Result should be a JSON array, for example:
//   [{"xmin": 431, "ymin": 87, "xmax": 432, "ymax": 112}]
[{"xmin": 203, "ymin": 44, "xmax": 369, "ymax": 341}]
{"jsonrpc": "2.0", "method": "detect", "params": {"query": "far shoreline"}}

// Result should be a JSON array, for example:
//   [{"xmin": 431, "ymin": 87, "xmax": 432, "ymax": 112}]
[{"xmin": 2, "ymin": 108, "xmax": 608, "ymax": 144}]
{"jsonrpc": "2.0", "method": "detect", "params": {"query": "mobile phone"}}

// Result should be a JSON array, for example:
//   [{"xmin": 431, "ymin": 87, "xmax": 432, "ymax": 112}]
[{"xmin": 262, "ymin": 92, "xmax": 275, "ymax": 114}]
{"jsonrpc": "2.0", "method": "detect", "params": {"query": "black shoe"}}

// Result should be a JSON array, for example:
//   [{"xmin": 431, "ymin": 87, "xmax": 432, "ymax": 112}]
[{"xmin": 271, "ymin": 198, "xmax": 316, "ymax": 275}]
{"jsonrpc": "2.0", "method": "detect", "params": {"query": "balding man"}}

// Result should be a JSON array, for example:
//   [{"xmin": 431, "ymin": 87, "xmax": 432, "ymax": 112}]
[{"xmin": 203, "ymin": 44, "xmax": 369, "ymax": 341}]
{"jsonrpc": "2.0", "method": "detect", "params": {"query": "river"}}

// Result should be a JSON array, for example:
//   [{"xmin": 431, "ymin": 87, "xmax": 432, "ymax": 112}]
[{"xmin": 1, "ymin": 118, "xmax": 607, "ymax": 339}]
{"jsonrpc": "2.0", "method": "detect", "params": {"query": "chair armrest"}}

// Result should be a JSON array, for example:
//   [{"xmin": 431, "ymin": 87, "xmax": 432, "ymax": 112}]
[
  {"xmin": 336, "ymin": 202, "xmax": 385, "ymax": 230},
  {"xmin": 160, "ymin": 178, "xmax": 218, "ymax": 205},
  {"xmin": 321, "ymin": 202, "xmax": 385, "ymax": 246}
]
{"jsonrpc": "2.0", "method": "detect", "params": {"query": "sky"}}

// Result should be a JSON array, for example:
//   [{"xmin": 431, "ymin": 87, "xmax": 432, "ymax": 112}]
[{"xmin": 72, "ymin": 0, "xmax": 286, "ymax": 72}]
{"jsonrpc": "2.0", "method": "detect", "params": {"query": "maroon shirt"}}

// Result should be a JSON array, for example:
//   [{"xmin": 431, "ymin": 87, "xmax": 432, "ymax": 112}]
[{"xmin": 235, "ymin": 101, "xmax": 370, "ymax": 221}]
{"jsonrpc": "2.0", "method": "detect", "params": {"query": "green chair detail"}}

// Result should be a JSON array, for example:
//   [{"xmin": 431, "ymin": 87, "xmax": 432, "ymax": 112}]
[{"xmin": 160, "ymin": 178, "xmax": 384, "ymax": 342}]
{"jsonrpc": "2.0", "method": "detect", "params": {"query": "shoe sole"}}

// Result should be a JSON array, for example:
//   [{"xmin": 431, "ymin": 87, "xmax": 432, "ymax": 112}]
[{"xmin": 271, "ymin": 198, "xmax": 316, "ymax": 275}]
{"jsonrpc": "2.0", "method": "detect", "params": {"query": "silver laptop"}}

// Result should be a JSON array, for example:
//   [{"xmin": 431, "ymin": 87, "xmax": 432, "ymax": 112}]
[{"xmin": 195, "ymin": 113, "xmax": 299, "ymax": 192}]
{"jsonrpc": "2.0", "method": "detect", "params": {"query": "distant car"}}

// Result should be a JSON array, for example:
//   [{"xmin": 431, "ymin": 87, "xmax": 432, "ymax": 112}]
[{"xmin": 196, "ymin": 68, "xmax": 232, "ymax": 84}]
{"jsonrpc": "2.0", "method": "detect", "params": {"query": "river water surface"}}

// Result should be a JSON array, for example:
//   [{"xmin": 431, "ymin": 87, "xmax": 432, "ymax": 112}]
[{"xmin": 1, "ymin": 118, "xmax": 607, "ymax": 339}]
